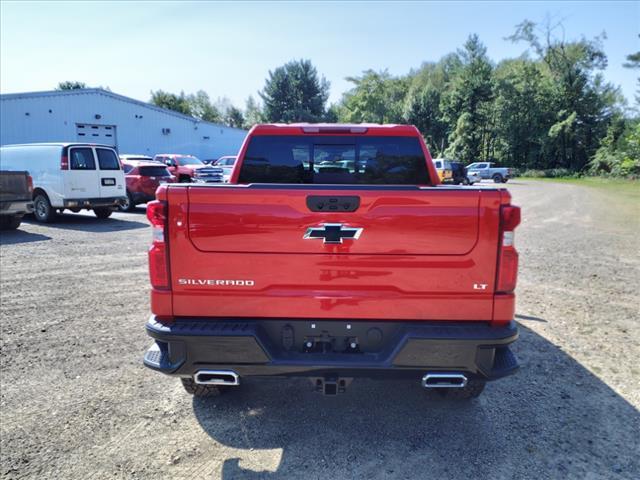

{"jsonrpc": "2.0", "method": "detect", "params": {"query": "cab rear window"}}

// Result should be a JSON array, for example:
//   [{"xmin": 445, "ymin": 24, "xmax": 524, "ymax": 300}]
[
  {"xmin": 139, "ymin": 166, "xmax": 170, "ymax": 177},
  {"xmin": 238, "ymin": 136, "xmax": 430, "ymax": 185}
]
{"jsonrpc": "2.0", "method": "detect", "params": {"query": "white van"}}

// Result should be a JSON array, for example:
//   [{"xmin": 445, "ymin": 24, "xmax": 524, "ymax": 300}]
[{"xmin": 0, "ymin": 143, "xmax": 126, "ymax": 222}]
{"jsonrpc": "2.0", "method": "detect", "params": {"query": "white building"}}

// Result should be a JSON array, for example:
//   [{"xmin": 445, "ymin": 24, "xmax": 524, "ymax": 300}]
[{"xmin": 0, "ymin": 88, "xmax": 247, "ymax": 160}]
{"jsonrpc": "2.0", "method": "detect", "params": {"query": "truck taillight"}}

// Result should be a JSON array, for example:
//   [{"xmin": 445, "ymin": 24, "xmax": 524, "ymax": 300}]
[
  {"xmin": 60, "ymin": 154, "xmax": 69, "ymax": 170},
  {"xmin": 26, "ymin": 175, "xmax": 33, "ymax": 193},
  {"xmin": 147, "ymin": 200, "xmax": 170, "ymax": 290},
  {"xmin": 496, "ymin": 205, "xmax": 521, "ymax": 293}
]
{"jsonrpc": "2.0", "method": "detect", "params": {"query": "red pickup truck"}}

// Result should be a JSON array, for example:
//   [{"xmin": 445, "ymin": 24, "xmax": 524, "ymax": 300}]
[{"xmin": 143, "ymin": 124, "xmax": 521, "ymax": 399}]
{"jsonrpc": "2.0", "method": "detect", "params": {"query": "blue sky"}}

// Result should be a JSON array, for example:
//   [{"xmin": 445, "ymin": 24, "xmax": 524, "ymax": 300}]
[{"xmin": 1, "ymin": 1, "xmax": 638, "ymax": 108}]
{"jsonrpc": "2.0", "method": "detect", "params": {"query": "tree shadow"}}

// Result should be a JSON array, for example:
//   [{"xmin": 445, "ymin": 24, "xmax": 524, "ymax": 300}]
[
  {"xmin": 192, "ymin": 324, "xmax": 639, "ymax": 479},
  {"xmin": 23, "ymin": 213, "xmax": 148, "ymax": 233},
  {"xmin": 0, "ymin": 229, "xmax": 51, "ymax": 245}
]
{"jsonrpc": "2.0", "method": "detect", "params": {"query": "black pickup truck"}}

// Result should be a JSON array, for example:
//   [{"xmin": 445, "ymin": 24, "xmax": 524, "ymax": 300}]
[{"xmin": 0, "ymin": 171, "xmax": 33, "ymax": 230}]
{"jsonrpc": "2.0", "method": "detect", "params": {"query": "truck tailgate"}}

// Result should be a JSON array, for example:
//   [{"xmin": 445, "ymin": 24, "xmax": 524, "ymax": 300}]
[
  {"xmin": 0, "ymin": 171, "xmax": 30, "ymax": 203},
  {"xmin": 168, "ymin": 185, "xmax": 503, "ymax": 321}
]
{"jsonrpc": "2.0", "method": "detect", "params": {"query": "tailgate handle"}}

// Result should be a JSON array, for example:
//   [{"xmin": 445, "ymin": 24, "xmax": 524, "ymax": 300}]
[{"xmin": 306, "ymin": 196, "xmax": 360, "ymax": 212}]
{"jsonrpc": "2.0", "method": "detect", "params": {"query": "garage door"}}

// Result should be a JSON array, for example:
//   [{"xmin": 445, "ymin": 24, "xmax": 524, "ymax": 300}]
[{"xmin": 76, "ymin": 124, "xmax": 117, "ymax": 146}]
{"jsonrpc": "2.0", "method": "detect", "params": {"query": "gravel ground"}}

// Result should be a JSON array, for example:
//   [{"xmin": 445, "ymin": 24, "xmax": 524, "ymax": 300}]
[{"xmin": 1, "ymin": 180, "xmax": 638, "ymax": 479}]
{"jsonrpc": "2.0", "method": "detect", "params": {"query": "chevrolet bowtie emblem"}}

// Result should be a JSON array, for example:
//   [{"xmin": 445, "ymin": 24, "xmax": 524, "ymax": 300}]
[{"xmin": 303, "ymin": 223, "xmax": 363, "ymax": 244}]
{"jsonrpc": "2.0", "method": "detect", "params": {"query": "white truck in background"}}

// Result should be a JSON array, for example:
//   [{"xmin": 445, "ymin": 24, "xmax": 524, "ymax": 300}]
[
  {"xmin": 0, "ymin": 143, "xmax": 126, "ymax": 222},
  {"xmin": 466, "ymin": 162, "xmax": 513, "ymax": 183}
]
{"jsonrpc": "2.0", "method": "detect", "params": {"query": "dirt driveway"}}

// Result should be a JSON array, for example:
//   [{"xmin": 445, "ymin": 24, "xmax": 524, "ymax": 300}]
[{"xmin": 1, "ymin": 180, "xmax": 638, "ymax": 479}]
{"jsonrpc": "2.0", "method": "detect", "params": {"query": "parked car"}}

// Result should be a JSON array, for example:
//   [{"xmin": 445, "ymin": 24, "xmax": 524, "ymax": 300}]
[
  {"xmin": 153, "ymin": 154, "xmax": 223, "ymax": 183},
  {"xmin": 448, "ymin": 161, "xmax": 466, "ymax": 185},
  {"xmin": 119, "ymin": 158, "xmax": 175, "ymax": 211},
  {"xmin": 433, "ymin": 158, "xmax": 453, "ymax": 182},
  {"xmin": 213, "ymin": 156, "xmax": 237, "ymax": 183},
  {"xmin": 143, "ymin": 123, "xmax": 521, "ymax": 400},
  {"xmin": 0, "ymin": 170, "xmax": 33, "ymax": 230},
  {"xmin": 467, "ymin": 162, "xmax": 513, "ymax": 183},
  {"xmin": 0, "ymin": 143, "xmax": 126, "ymax": 222},
  {"xmin": 445, "ymin": 162, "xmax": 480, "ymax": 185},
  {"xmin": 467, "ymin": 171, "xmax": 481, "ymax": 184},
  {"xmin": 120, "ymin": 154, "xmax": 156, "ymax": 163}
]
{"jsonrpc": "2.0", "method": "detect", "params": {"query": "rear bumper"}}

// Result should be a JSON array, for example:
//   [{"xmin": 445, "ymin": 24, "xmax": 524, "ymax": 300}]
[
  {"xmin": 0, "ymin": 199, "xmax": 33, "ymax": 216},
  {"xmin": 144, "ymin": 316, "xmax": 518, "ymax": 381},
  {"xmin": 63, "ymin": 196, "xmax": 126, "ymax": 208}
]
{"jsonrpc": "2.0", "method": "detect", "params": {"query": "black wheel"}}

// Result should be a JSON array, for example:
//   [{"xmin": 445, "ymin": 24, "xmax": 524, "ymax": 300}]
[
  {"xmin": 0, "ymin": 215, "xmax": 23, "ymax": 230},
  {"xmin": 432, "ymin": 379, "xmax": 486, "ymax": 400},
  {"xmin": 33, "ymin": 193, "xmax": 57, "ymax": 223},
  {"xmin": 179, "ymin": 175, "xmax": 191, "ymax": 183},
  {"xmin": 118, "ymin": 191, "xmax": 135, "ymax": 212},
  {"xmin": 462, "ymin": 177, "xmax": 470, "ymax": 185},
  {"xmin": 181, "ymin": 378, "xmax": 229, "ymax": 397},
  {"xmin": 492, "ymin": 174, "xmax": 503, "ymax": 183},
  {"xmin": 94, "ymin": 208, "xmax": 113, "ymax": 219}
]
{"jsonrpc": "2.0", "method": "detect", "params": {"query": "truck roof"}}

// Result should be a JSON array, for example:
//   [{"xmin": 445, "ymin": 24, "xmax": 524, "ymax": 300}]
[
  {"xmin": 250, "ymin": 123, "xmax": 421, "ymax": 137},
  {"xmin": 1, "ymin": 142, "xmax": 115, "ymax": 148}
]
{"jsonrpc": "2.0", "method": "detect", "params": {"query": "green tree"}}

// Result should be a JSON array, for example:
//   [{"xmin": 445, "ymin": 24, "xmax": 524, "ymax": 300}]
[
  {"xmin": 402, "ymin": 56, "xmax": 463, "ymax": 154},
  {"xmin": 339, "ymin": 70, "xmax": 409, "ymax": 123},
  {"xmin": 323, "ymin": 103, "xmax": 341, "ymax": 123},
  {"xmin": 150, "ymin": 90, "xmax": 192, "ymax": 116},
  {"xmin": 623, "ymin": 35, "xmax": 640, "ymax": 105},
  {"xmin": 224, "ymin": 106, "xmax": 245, "ymax": 128},
  {"xmin": 56, "ymin": 81, "xmax": 87, "ymax": 90},
  {"xmin": 188, "ymin": 90, "xmax": 221, "ymax": 122},
  {"xmin": 243, "ymin": 95, "xmax": 263, "ymax": 128},
  {"xmin": 492, "ymin": 59, "xmax": 555, "ymax": 169},
  {"xmin": 404, "ymin": 85, "xmax": 447, "ymax": 155},
  {"xmin": 260, "ymin": 59, "xmax": 330, "ymax": 122},
  {"xmin": 509, "ymin": 20, "xmax": 617, "ymax": 171},
  {"xmin": 590, "ymin": 118, "xmax": 640, "ymax": 176},
  {"xmin": 443, "ymin": 34, "xmax": 494, "ymax": 162}
]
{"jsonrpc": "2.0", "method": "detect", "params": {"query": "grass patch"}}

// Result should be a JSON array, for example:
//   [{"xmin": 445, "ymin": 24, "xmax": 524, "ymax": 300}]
[{"xmin": 525, "ymin": 177, "xmax": 640, "ymax": 203}]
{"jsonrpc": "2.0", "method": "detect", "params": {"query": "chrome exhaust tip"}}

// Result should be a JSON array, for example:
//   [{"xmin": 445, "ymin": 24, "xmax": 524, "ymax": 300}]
[
  {"xmin": 421, "ymin": 373, "xmax": 468, "ymax": 389},
  {"xmin": 194, "ymin": 370, "xmax": 240, "ymax": 386}
]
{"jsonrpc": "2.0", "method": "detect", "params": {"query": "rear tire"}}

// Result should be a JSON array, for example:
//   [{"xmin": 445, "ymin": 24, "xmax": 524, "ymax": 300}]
[
  {"xmin": 0, "ymin": 215, "xmax": 22, "ymax": 230},
  {"xmin": 179, "ymin": 175, "xmax": 191, "ymax": 183},
  {"xmin": 492, "ymin": 174, "xmax": 503, "ymax": 183},
  {"xmin": 94, "ymin": 208, "xmax": 113, "ymax": 219},
  {"xmin": 181, "ymin": 378, "xmax": 229, "ymax": 397},
  {"xmin": 33, "ymin": 193, "xmax": 57, "ymax": 223},
  {"xmin": 118, "ymin": 191, "xmax": 135, "ymax": 212},
  {"xmin": 433, "ymin": 379, "xmax": 486, "ymax": 400}
]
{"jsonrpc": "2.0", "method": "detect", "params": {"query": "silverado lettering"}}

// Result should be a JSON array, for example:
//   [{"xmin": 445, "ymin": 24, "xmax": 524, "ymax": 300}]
[
  {"xmin": 143, "ymin": 123, "xmax": 521, "ymax": 399},
  {"xmin": 178, "ymin": 279, "xmax": 255, "ymax": 286}
]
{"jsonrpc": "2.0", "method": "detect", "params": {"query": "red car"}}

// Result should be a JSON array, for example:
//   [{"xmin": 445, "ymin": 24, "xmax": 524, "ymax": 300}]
[
  {"xmin": 119, "ymin": 158, "xmax": 175, "ymax": 211},
  {"xmin": 152, "ymin": 154, "xmax": 223, "ymax": 183},
  {"xmin": 143, "ymin": 124, "xmax": 521, "ymax": 400}
]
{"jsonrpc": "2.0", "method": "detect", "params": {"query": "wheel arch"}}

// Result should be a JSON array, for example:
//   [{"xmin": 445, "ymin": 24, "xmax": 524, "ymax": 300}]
[{"xmin": 32, "ymin": 187, "xmax": 51, "ymax": 201}]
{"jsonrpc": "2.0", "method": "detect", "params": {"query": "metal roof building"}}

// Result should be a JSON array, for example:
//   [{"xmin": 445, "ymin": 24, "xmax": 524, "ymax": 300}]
[{"xmin": 0, "ymin": 88, "xmax": 247, "ymax": 160}]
